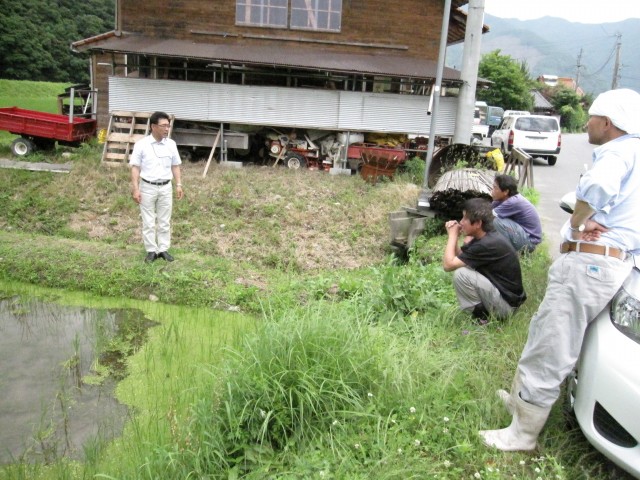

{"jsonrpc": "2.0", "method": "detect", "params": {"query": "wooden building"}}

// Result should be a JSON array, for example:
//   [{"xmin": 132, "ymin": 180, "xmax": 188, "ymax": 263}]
[{"xmin": 72, "ymin": 0, "xmax": 485, "ymax": 160}]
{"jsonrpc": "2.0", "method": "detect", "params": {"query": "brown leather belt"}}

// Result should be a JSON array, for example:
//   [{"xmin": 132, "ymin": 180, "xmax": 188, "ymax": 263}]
[{"xmin": 560, "ymin": 241, "xmax": 627, "ymax": 260}]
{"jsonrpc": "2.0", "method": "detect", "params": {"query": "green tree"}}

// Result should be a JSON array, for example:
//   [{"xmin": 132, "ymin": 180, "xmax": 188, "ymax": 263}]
[
  {"xmin": 0, "ymin": 0, "xmax": 114, "ymax": 83},
  {"xmin": 541, "ymin": 84, "xmax": 588, "ymax": 132},
  {"xmin": 476, "ymin": 50, "xmax": 534, "ymax": 111}
]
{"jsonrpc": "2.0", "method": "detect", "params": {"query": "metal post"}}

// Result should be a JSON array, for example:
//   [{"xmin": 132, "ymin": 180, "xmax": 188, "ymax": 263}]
[
  {"xmin": 452, "ymin": 0, "xmax": 485, "ymax": 145},
  {"xmin": 68, "ymin": 87, "xmax": 75, "ymax": 123},
  {"xmin": 221, "ymin": 123, "xmax": 226, "ymax": 162},
  {"xmin": 418, "ymin": 0, "xmax": 451, "ymax": 209}
]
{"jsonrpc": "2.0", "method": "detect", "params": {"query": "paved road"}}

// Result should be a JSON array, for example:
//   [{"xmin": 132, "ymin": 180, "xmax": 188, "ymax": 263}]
[{"xmin": 529, "ymin": 133, "xmax": 595, "ymax": 258}]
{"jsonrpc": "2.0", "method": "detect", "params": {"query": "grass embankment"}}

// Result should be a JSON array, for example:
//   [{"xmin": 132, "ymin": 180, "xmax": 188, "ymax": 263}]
[
  {"xmin": 0, "ymin": 80, "xmax": 70, "ymax": 145},
  {"xmin": 0, "ymin": 80, "xmax": 625, "ymax": 479}
]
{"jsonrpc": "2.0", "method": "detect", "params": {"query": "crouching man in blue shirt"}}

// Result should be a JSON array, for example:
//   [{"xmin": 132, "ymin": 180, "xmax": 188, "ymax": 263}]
[{"xmin": 491, "ymin": 174, "xmax": 542, "ymax": 253}]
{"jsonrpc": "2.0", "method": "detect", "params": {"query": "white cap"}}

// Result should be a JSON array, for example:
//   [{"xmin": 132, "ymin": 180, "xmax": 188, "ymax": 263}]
[{"xmin": 589, "ymin": 88, "xmax": 640, "ymax": 135}]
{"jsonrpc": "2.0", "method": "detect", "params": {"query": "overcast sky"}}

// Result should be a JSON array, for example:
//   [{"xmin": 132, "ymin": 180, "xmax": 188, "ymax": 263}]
[{"xmin": 482, "ymin": 0, "xmax": 640, "ymax": 24}]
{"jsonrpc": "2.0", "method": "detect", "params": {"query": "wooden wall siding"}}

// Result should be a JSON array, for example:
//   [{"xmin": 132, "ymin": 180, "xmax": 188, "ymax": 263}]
[
  {"xmin": 120, "ymin": 0, "xmax": 443, "ymax": 59},
  {"xmin": 93, "ymin": 52, "xmax": 128, "ymax": 128}
]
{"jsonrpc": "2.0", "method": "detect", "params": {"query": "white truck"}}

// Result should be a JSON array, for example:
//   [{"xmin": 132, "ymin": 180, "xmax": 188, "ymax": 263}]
[{"xmin": 472, "ymin": 101, "xmax": 505, "ymax": 141}]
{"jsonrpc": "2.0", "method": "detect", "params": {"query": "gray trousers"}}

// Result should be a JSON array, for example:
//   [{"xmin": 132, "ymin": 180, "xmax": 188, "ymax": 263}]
[
  {"xmin": 518, "ymin": 252, "xmax": 632, "ymax": 408},
  {"xmin": 453, "ymin": 267, "xmax": 516, "ymax": 319},
  {"xmin": 139, "ymin": 181, "xmax": 173, "ymax": 253}
]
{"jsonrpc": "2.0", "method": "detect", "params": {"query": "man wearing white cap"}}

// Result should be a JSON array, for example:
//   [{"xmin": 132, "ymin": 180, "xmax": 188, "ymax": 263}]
[{"xmin": 479, "ymin": 89, "xmax": 640, "ymax": 451}]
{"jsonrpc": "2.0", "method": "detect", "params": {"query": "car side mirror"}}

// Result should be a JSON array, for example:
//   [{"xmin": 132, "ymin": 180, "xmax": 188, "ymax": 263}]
[{"xmin": 559, "ymin": 191, "xmax": 576, "ymax": 214}]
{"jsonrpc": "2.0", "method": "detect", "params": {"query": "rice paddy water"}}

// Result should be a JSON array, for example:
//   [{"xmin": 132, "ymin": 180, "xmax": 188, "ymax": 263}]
[{"xmin": 0, "ymin": 296, "xmax": 156, "ymax": 463}]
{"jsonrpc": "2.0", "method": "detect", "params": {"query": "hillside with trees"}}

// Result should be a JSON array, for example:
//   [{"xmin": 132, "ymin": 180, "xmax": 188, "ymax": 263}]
[
  {"xmin": 0, "ymin": 0, "xmax": 114, "ymax": 84},
  {"xmin": 447, "ymin": 13, "xmax": 640, "ymax": 96}
]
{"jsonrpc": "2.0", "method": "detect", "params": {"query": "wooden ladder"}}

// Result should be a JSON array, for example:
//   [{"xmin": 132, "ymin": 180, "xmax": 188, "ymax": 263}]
[{"xmin": 101, "ymin": 111, "xmax": 174, "ymax": 166}]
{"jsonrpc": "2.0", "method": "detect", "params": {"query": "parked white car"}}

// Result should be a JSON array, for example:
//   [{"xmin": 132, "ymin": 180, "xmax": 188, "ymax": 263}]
[
  {"xmin": 566, "ymin": 259, "xmax": 640, "ymax": 479},
  {"xmin": 491, "ymin": 114, "xmax": 561, "ymax": 166}
]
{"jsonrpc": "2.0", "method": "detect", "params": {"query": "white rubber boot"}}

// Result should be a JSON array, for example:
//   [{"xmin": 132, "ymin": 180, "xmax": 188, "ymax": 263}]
[
  {"xmin": 496, "ymin": 372, "xmax": 522, "ymax": 415},
  {"xmin": 479, "ymin": 395, "xmax": 551, "ymax": 451}
]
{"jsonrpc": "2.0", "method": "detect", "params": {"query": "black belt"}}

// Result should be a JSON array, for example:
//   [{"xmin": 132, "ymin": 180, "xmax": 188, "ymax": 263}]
[
  {"xmin": 141, "ymin": 178, "xmax": 171, "ymax": 186},
  {"xmin": 560, "ymin": 241, "xmax": 627, "ymax": 261}
]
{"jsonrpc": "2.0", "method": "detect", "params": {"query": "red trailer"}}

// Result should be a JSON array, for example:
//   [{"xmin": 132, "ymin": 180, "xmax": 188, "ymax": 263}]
[{"xmin": 0, "ymin": 107, "xmax": 97, "ymax": 156}]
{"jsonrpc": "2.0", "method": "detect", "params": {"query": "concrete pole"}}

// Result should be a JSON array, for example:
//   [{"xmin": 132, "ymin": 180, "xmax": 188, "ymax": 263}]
[
  {"xmin": 418, "ymin": 0, "xmax": 451, "ymax": 208},
  {"xmin": 611, "ymin": 34, "xmax": 621, "ymax": 90},
  {"xmin": 452, "ymin": 0, "xmax": 485, "ymax": 145}
]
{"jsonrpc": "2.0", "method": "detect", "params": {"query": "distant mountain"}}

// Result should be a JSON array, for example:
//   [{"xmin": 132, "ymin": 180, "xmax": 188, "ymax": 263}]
[{"xmin": 446, "ymin": 14, "xmax": 640, "ymax": 96}]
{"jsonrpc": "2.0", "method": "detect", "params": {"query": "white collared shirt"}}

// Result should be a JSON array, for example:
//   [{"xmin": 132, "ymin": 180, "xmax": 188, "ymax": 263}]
[{"xmin": 129, "ymin": 135, "xmax": 182, "ymax": 182}]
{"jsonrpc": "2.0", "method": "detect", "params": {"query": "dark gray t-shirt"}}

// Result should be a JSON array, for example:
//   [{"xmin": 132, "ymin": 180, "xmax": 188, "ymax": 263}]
[{"xmin": 458, "ymin": 231, "xmax": 527, "ymax": 307}]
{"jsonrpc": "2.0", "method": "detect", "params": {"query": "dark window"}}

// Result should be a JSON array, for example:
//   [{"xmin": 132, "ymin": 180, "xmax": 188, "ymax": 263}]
[{"xmin": 516, "ymin": 117, "xmax": 558, "ymax": 132}]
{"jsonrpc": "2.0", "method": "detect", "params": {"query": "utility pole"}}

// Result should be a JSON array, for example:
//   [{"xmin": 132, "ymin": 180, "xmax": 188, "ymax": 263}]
[
  {"xmin": 452, "ymin": 0, "xmax": 486, "ymax": 145},
  {"xmin": 575, "ymin": 48, "xmax": 583, "ymax": 91},
  {"xmin": 418, "ymin": 0, "xmax": 451, "ymax": 209},
  {"xmin": 611, "ymin": 34, "xmax": 622, "ymax": 90}
]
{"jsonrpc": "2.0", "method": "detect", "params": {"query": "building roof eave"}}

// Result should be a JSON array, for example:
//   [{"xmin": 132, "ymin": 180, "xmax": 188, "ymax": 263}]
[{"xmin": 74, "ymin": 34, "xmax": 471, "ymax": 84}]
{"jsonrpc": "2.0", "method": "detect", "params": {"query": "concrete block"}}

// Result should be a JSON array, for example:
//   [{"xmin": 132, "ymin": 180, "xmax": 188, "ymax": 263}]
[{"xmin": 220, "ymin": 161, "xmax": 243, "ymax": 168}]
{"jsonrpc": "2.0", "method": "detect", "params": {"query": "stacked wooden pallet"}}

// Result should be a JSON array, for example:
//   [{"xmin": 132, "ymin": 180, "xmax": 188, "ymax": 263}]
[{"xmin": 101, "ymin": 111, "xmax": 173, "ymax": 166}]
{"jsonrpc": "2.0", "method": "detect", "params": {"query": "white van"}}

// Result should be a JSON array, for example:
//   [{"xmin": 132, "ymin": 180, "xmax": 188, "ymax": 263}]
[
  {"xmin": 491, "ymin": 114, "xmax": 561, "ymax": 166},
  {"xmin": 503, "ymin": 110, "xmax": 530, "ymax": 117}
]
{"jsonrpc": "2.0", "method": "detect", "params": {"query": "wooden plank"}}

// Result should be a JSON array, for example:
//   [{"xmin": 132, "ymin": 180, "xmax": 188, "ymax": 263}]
[
  {"xmin": 0, "ymin": 159, "xmax": 72, "ymax": 173},
  {"xmin": 110, "ymin": 110, "xmax": 152, "ymax": 118},
  {"xmin": 202, "ymin": 130, "xmax": 221, "ymax": 178},
  {"xmin": 102, "ymin": 160, "xmax": 128, "ymax": 167},
  {"xmin": 107, "ymin": 132, "xmax": 146, "ymax": 143},
  {"xmin": 271, "ymin": 146, "xmax": 287, "ymax": 168}
]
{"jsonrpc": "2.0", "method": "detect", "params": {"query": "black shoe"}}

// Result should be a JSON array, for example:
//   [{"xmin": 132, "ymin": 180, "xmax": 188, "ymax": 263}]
[
  {"xmin": 158, "ymin": 251, "xmax": 174, "ymax": 262},
  {"xmin": 145, "ymin": 252, "xmax": 157, "ymax": 263},
  {"xmin": 472, "ymin": 303, "xmax": 490, "ymax": 323}
]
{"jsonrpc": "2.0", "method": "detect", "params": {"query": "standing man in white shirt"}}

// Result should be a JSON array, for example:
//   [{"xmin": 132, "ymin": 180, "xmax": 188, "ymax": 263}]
[
  {"xmin": 479, "ymin": 88, "xmax": 640, "ymax": 452},
  {"xmin": 130, "ymin": 111, "xmax": 184, "ymax": 263}
]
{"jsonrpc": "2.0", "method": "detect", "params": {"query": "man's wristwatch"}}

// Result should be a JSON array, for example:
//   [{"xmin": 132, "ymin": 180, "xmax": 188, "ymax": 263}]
[{"xmin": 570, "ymin": 223, "xmax": 585, "ymax": 232}]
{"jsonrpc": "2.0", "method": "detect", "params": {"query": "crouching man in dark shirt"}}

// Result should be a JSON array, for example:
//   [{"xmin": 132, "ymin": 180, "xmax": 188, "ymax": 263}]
[{"xmin": 443, "ymin": 198, "xmax": 527, "ymax": 320}]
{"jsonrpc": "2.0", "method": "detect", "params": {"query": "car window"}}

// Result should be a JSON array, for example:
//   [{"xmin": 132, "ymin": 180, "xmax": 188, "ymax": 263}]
[{"xmin": 515, "ymin": 117, "xmax": 558, "ymax": 132}]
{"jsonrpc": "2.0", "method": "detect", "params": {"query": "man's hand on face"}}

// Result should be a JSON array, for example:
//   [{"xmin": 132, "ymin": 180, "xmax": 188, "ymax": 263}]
[{"xmin": 445, "ymin": 220, "xmax": 461, "ymax": 237}]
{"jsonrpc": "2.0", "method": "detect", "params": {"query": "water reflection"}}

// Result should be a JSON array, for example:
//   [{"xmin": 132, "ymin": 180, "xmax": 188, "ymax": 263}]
[{"xmin": 0, "ymin": 296, "xmax": 155, "ymax": 463}]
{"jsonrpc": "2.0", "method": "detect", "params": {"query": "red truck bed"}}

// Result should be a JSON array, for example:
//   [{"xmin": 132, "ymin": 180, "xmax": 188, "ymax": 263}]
[{"xmin": 0, "ymin": 107, "xmax": 96, "ymax": 143}]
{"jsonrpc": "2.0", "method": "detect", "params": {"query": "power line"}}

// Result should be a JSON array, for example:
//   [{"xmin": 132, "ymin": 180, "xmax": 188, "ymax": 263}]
[{"xmin": 580, "ymin": 39, "xmax": 618, "ymax": 78}]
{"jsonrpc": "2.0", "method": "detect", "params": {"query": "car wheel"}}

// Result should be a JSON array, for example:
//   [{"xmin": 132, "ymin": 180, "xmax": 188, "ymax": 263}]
[
  {"xmin": 284, "ymin": 152, "xmax": 307, "ymax": 170},
  {"xmin": 178, "ymin": 148, "xmax": 194, "ymax": 162},
  {"xmin": 548, "ymin": 156, "xmax": 557, "ymax": 166},
  {"xmin": 11, "ymin": 137, "xmax": 35, "ymax": 156},
  {"xmin": 563, "ymin": 372, "xmax": 579, "ymax": 429}
]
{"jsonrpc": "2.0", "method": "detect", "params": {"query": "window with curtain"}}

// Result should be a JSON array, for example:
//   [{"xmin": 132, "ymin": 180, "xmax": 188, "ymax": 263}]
[
  {"xmin": 290, "ymin": 0, "xmax": 342, "ymax": 32},
  {"xmin": 236, "ymin": 0, "xmax": 288, "ymax": 28},
  {"xmin": 236, "ymin": 0, "xmax": 341, "ymax": 31}
]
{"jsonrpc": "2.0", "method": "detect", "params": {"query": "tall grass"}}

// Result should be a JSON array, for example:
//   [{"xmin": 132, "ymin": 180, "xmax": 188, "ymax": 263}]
[{"xmin": 0, "ymin": 81, "xmax": 630, "ymax": 480}]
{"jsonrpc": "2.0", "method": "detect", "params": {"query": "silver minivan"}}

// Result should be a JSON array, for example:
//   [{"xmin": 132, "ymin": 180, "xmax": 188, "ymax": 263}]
[{"xmin": 491, "ymin": 114, "xmax": 562, "ymax": 166}]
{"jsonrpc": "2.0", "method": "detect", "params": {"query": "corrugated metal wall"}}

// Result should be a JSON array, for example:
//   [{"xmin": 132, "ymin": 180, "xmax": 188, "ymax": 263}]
[{"xmin": 109, "ymin": 77, "xmax": 458, "ymax": 135}]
